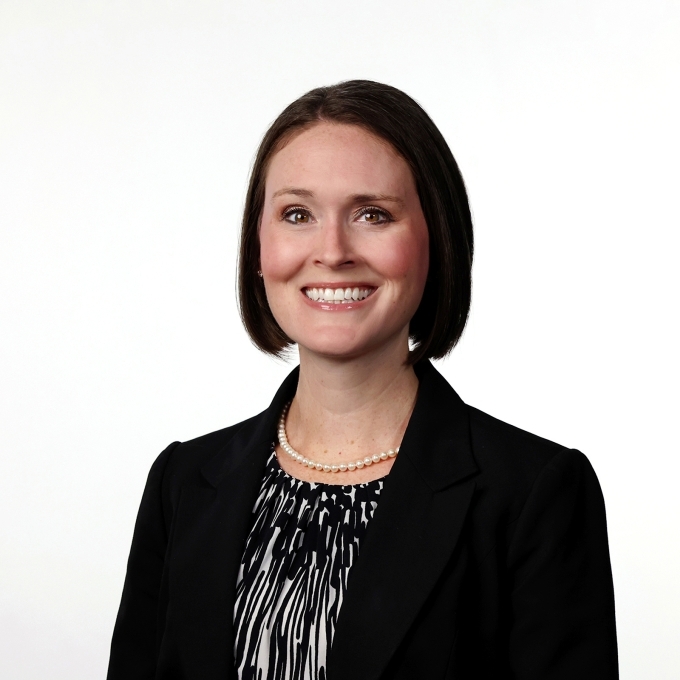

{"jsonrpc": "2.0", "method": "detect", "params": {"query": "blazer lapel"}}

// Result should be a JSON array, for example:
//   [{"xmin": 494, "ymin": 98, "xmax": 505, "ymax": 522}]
[
  {"xmin": 327, "ymin": 361, "xmax": 478, "ymax": 680},
  {"xmin": 168, "ymin": 367, "xmax": 299, "ymax": 678}
]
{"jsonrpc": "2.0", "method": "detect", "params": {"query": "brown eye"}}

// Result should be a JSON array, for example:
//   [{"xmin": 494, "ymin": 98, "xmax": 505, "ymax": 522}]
[
  {"xmin": 357, "ymin": 207, "xmax": 391, "ymax": 225},
  {"xmin": 283, "ymin": 209, "xmax": 311, "ymax": 224}
]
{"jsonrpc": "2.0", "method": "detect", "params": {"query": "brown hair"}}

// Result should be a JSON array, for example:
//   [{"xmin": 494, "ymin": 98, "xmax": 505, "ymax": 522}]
[{"xmin": 238, "ymin": 80, "xmax": 473, "ymax": 364}]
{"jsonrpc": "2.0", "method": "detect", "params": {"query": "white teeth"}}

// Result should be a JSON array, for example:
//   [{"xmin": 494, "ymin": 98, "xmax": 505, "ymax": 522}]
[{"xmin": 305, "ymin": 287, "xmax": 374, "ymax": 303}]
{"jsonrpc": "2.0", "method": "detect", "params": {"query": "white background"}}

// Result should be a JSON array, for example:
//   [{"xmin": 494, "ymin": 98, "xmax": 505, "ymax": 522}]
[{"xmin": 1, "ymin": 1, "xmax": 678, "ymax": 677}]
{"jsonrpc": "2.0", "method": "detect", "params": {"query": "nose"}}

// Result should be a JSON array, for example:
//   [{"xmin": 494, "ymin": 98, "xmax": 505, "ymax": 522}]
[{"xmin": 314, "ymin": 216, "xmax": 355, "ymax": 269}]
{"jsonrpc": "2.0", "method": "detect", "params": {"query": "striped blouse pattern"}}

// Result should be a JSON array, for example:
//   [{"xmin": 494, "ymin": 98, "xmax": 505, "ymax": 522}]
[{"xmin": 233, "ymin": 448, "xmax": 383, "ymax": 680}]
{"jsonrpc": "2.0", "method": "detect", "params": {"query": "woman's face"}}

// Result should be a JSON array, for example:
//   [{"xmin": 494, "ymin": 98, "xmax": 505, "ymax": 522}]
[{"xmin": 259, "ymin": 122, "xmax": 429, "ymax": 360}]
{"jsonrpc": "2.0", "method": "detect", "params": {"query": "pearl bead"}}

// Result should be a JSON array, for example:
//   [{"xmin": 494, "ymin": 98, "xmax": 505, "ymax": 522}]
[{"xmin": 276, "ymin": 401, "xmax": 399, "ymax": 475}]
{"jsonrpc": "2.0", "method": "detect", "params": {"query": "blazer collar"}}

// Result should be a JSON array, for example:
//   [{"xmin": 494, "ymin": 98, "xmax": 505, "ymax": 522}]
[
  {"xmin": 200, "ymin": 364, "xmax": 300, "ymax": 487},
  {"xmin": 327, "ymin": 360, "xmax": 478, "ymax": 679},
  {"xmin": 202, "ymin": 358, "xmax": 476, "ymax": 489},
  {"xmin": 179, "ymin": 367, "xmax": 299, "ymax": 680},
  {"xmin": 405, "ymin": 359, "xmax": 477, "ymax": 490}
]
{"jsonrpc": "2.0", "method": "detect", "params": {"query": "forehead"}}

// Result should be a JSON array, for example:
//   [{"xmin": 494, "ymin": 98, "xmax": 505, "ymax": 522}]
[{"xmin": 265, "ymin": 122, "xmax": 415, "ymax": 196}]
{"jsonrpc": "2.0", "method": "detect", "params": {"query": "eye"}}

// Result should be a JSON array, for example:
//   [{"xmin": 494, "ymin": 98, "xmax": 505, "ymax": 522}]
[
  {"xmin": 356, "ymin": 207, "xmax": 392, "ymax": 225},
  {"xmin": 282, "ymin": 207, "xmax": 312, "ymax": 225}
]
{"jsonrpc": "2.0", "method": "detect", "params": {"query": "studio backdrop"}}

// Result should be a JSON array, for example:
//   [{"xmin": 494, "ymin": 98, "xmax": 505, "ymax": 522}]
[{"xmin": 0, "ymin": 1, "xmax": 678, "ymax": 678}]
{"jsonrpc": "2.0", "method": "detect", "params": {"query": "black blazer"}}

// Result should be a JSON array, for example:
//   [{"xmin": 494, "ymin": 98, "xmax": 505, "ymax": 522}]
[{"xmin": 108, "ymin": 360, "xmax": 618, "ymax": 679}]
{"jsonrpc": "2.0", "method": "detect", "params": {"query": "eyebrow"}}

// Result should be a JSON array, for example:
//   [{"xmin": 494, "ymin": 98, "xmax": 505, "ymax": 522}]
[
  {"xmin": 351, "ymin": 193, "xmax": 404, "ymax": 206},
  {"xmin": 271, "ymin": 187, "xmax": 315, "ymax": 200},
  {"xmin": 271, "ymin": 187, "xmax": 404, "ymax": 206}
]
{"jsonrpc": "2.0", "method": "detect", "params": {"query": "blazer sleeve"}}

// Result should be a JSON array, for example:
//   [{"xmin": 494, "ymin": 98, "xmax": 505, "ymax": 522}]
[
  {"xmin": 107, "ymin": 441, "xmax": 180, "ymax": 680},
  {"xmin": 506, "ymin": 448, "xmax": 618, "ymax": 679}
]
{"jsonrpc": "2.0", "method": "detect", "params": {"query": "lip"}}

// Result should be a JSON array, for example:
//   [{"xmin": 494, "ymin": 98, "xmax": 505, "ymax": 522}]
[
  {"xmin": 301, "ymin": 282, "xmax": 378, "ymax": 290},
  {"xmin": 300, "ymin": 284, "xmax": 378, "ymax": 311}
]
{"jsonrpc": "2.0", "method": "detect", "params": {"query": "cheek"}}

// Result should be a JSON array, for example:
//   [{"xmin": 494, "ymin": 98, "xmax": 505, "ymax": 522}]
[
  {"xmin": 379, "ymin": 227, "xmax": 430, "ymax": 289},
  {"xmin": 259, "ymin": 220, "xmax": 302, "ymax": 279}
]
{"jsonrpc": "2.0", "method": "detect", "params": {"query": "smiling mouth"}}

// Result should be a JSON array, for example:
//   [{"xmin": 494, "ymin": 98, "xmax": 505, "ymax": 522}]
[{"xmin": 303, "ymin": 286, "xmax": 376, "ymax": 304}]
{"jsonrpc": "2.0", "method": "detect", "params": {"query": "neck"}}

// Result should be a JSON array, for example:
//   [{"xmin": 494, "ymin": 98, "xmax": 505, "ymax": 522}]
[{"xmin": 286, "ymin": 333, "xmax": 420, "ymax": 463}]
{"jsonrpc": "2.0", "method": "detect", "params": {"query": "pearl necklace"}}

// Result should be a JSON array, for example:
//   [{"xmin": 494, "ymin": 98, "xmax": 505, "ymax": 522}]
[{"xmin": 277, "ymin": 402, "xmax": 399, "ymax": 473}]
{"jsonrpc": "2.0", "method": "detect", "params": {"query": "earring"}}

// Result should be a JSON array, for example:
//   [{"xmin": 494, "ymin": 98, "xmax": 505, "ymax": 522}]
[{"xmin": 257, "ymin": 270, "xmax": 263, "ymax": 277}]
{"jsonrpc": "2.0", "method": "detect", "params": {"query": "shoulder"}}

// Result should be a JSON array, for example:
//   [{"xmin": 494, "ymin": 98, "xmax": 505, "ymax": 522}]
[
  {"xmin": 468, "ymin": 405, "xmax": 577, "ymax": 472},
  {"xmin": 465, "ymin": 404, "xmax": 599, "ymax": 521},
  {"xmin": 152, "ymin": 411, "xmax": 268, "ymax": 501}
]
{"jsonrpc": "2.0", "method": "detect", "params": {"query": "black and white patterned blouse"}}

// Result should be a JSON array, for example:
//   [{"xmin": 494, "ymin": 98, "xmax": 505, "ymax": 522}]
[{"xmin": 233, "ymin": 447, "xmax": 384, "ymax": 680}]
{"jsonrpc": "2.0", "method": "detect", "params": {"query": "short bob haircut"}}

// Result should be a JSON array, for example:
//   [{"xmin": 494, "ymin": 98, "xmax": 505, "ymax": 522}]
[{"xmin": 238, "ymin": 80, "xmax": 473, "ymax": 365}]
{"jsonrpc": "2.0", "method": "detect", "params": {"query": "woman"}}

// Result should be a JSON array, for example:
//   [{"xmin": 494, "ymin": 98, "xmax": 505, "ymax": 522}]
[{"xmin": 107, "ymin": 81, "xmax": 618, "ymax": 679}]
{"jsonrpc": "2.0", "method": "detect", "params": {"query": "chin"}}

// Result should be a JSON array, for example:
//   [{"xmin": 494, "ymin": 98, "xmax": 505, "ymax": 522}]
[
  {"xmin": 299, "ymin": 339, "xmax": 366, "ymax": 360},
  {"xmin": 296, "ymin": 328, "xmax": 403, "ymax": 362}
]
